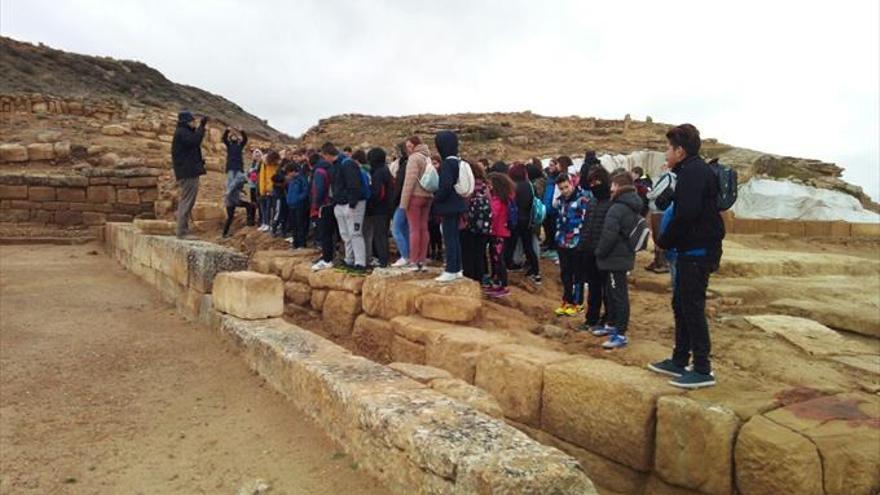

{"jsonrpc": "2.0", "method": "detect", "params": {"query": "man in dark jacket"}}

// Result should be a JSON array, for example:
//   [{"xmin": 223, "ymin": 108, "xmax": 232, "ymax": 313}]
[
  {"xmin": 433, "ymin": 130, "xmax": 467, "ymax": 282},
  {"xmin": 324, "ymin": 142, "xmax": 367, "ymax": 274},
  {"xmin": 310, "ymin": 154, "xmax": 336, "ymax": 270},
  {"xmin": 650, "ymin": 123, "xmax": 724, "ymax": 389},
  {"xmin": 595, "ymin": 173, "xmax": 643, "ymax": 350},
  {"xmin": 577, "ymin": 166, "xmax": 613, "ymax": 333},
  {"xmin": 364, "ymin": 147, "xmax": 393, "ymax": 267},
  {"xmin": 171, "ymin": 111, "xmax": 207, "ymax": 238}
]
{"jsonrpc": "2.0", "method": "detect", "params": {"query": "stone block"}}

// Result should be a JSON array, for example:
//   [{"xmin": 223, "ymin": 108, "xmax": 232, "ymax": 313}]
[
  {"xmin": 88, "ymin": 185, "xmax": 115, "ymax": 203},
  {"xmin": 425, "ymin": 326, "xmax": 511, "ymax": 383},
  {"xmin": 56, "ymin": 188, "xmax": 86, "ymax": 202},
  {"xmin": 82, "ymin": 212, "xmax": 106, "ymax": 226},
  {"xmin": 176, "ymin": 288, "xmax": 203, "ymax": 321},
  {"xmin": 852, "ymin": 222, "xmax": 880, "ymax": 238},
  {"xmin": 308, "ymin": 268, "xmax": 366, "ymax": 294},
  {"xmin": 101, "ymin": 124, "xmax": 129, "ymax": 136},
  {"xmin": 250, "ymin": 250, "xmax": 300, "ymax": 274},
  {"xmin": 362, "ymin": 271, "xmax": 481, "ymax": 320},
  {"xmin": 734, "ymin": 415, "xmax": 823, "ymax": 495},
  {"xmin": 655, "ymin": 396, "xmax": 739, "ymax": 495},
  {"xmin": 127, "ymin": 176, "xmax": 157, "ymax": 188},
  {"xmin": 286, "ymin": 261, "xmax": 313, "ymax": 283},
  {"xmin": 185, "ymin": 243, "xmax": 249, "ymax": 293},
  {"xmin": 475, "ymin": 344, "xmax": 574, "ymax": 425},
  {"xmin": 353, "ymin": 315, "xmax": 395, "ymax": 363},
  {"xmin": 391, "ymin": 336, "xmax": 425, "ymax": 364},
  {"xmin": 310, "ymin": 289, "xmax": 328, "ymax": 311},
  {"xmin": 416, "ymin": 293, "xmax": 481, "ymax": 323},
  {"xmin": 55, "ymin": 210, "xmax": 83, "ymax": 226},
  {"xmin": 133, "ymin": 219, "xmax": 175, "ymax": 235},
  {"xmin": 542, "ymin": 357, "xmax": 681, "ymax": 471},
  {"xmin": 429, "ymin": 377, "xmax": 503, "ymax": 418},
  {"xmin": 191, "ymin": 202, "xmax": 224, "ymax": 221},
  {"xmin": 28, "ymin": 186, "xmax": 55, "ymax": 202},
  {"xmin": 26, "ymin": 142, "xmax": 54, "ymax": 161},
  {"xmin": 0, "ymin": 144, "xmax": 28, "ymax": 162},
  {"xmin": 322, "ymin": 290, "xmax": 362, "ymax": 337},
  {"xmin": 284, "ymin": 281, "xmax": 312, "ymax": 306},
  {"xmin": 388, "ymin": 362, "xmax": 453, "ymax": 383},
  {"xmin": 0, "ymin": 185, "xmax": 27, "ymax": 199},
  {"xmin": 115, "ymin": 188, "xmax": 140, "ymax": 204},
  {"xmin": 213, "ymin": 271, "xmax": 283, "ymax": 319},
  {"xmin": 53, "ymin": 141, "xmax": 70, "ymax": 159}
]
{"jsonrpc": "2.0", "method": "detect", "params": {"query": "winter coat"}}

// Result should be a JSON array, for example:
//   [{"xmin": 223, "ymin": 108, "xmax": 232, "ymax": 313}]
[
  {"xmin": 310, "ymin": 160, "xmax": 333, "ymax": 210},
  {"xmin": 657, "ymin": 155, "xmax": 724, "ymax": 257},
  {"xmin": 286, "ymin": 174, "xmax": 309, "ymax": 208},
  {"xmin": 579, "ymin": 186, "xmax": 613, "ymax": 253},
  {"xmin": 432, "ymin": 131, "xmax": 467, "ymax": 216},
  {"xmin": 368, "ymin": 163, "xmax": 394, "ymax": 216},
  {"xmin": 330, "ymin": 154, "xmax": 363, "ymax": 208},
  {"xmin": 466, "ymin": 179, "xmax": 492, "ymax": 235},
  {"xmin": 171, "ymin": 119, "xmax": 207, "ymax": 180},
  {"xmin": 554, "ymin": 186, "xmax": 591, "ymax": 249},
  {"xmin": 400, "ymin": 143, "xmax": 433, "ymax": 209},
  {"xmin": 222, "ymin": 129, "xmax": 248, "ymax": 173},
  {"xmin": 513, "ymin": 179, "xmax": 534, "ymax": 228},
  {"xmin": 490, "ymin": 195, "xmax": 511, "ymax": 238},
  {"xmin": 258, "ymin": 161, "xmax": 278, "ymax": 196},
  {"xmin": 595, "ymin": 186, "xmax": 643, "ymax": 272}
]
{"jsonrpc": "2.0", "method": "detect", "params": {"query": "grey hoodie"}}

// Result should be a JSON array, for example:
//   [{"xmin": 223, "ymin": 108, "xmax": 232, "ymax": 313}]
[{"xmin": 595, "ymin": 186, "xmax": 643, "ymax": 272}]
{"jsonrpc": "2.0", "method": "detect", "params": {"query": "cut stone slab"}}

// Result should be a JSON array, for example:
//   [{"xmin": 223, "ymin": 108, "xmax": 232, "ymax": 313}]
[
  {"xmin": 0, "ymin": 144, "xmax": 28, "ymax": 162},
  {"xmin": 388, "ymin": 362, "xmax": 453, "ymax": 383},
  {"xmin": 475, "ymin": 344, "xmax": 574, "ymax": 426},
  {"xmin": 213, "ymin": 271, "xmax": 283, "ymax": 319},
  {"xmin": 133, "ymin": 219, "xmax": 175, "ymax": 235},
  {"xmin": 769, "ymin": 298, "xmax": 880, "ymax": 338},
  {"xmin": 186, "ymin": 243, "xmax": 249, "ymax": 293},
  {"xmin": 250, "ymin": 250, "xmax": 301, "ymax": 274},
  {"xmin": 283, "ymin": 281, "xmax": 311, "ymax": 306},
  {"xmin": 718, "ymin": 247, "xmax": 880, "ymax": 278},
  {"xmin": 363, "ymin": 271, "xmax": 482, "ymax": 320},
  {"xmin": 308, "ymin": 268, "xmax": 365, "ymax": 294},
  {"xmin": 655, "ymin": 396, "xmax": 739, "ymax": 495},
  {"xmin": 744, "ymin": 314, "xmax": 876, "ymax": 356},
  {"xmin": 734, "ymin": 415, "xmax": 824, "ymax": 495},
  {"xmin": 310, "ymin": 289, "xmax": 328, "ymax": 311},
  {"xmin": 391, "ymin": 336, "xmax": 425, "ymax": 365},
  {"xmin": 429, "ymin": 377, "xmax": 503, "ymax": 418},
  {"xmin": 425, "ymin": 326, "xmax": 512, "ymax": 383},
  {"xmin": 352, "ymin": 315, "xmax": 394, "ymax": 364},
  {"xmin": 415, "ymin": 293, "xmax": 481, "ymax": 323},
  {"xmin": 542, "ymin": 357, "xmax": 682, "ymax": 471},
  {"xmin": 321, "ymin": 290, "xmax": 361, "ymax": 337}
]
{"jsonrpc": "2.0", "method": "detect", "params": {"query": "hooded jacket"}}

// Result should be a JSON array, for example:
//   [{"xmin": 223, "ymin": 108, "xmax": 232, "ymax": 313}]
[
  {"xmin": 330, "ymin": 153, "xmax": 363, "ymax": 208},
  {"xmin": 579, "ymin": 182, "xmax": 613, "ymax": 253},
  {"xmin": 554, "ymin": 186, "xmax": 591, "ymax": 249},
  {"xmin": 432, "ymin": 131, "xmax": 467, "ymax": 216},
  {"xmin": 367, "ymin": 148, "xmax": 394, "ymax": 216},
  {"xmin": 657, "ymin": 155, "xmax": 724, "ymax": 257},
  {"xmin": 595, "ymin": 186, "xmax": 643, "ymax": 272},
  {"xmin": 222, "ymin": 129, "xmax": 248, "ymax": 173},
  {"xmin": 400, "ymin": 143, "xmax": 433, "ymax": 209},
  {"xmin": 286, "ymin": 173, "xmax": 309, "ymax": 208},
  {"xmin": 171, "ymin": 114, "xmax": 207, "ymax": 180},
  {"xmin": 310, "ymin": 159, "xmax": 333, "ymax": 210}
]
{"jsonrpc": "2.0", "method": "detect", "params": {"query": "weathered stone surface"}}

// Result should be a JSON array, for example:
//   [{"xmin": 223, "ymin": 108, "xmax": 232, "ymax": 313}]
[
  {"xmin": 353, "ymin": 315, "xmax": 395, "ymax": 363},
  {"xmin": 115, "ymin": 188, "xmax": 140, "ymax": 204},
  {"xmin": 101, "ymin": 124, "xmax": 129, "ymax": 136},
  {"xmin": 186, "ymin": 243, "xmax": 249, "ymax": 293},
  {"xmin": 310, "ymin": 289, "xmax": 328, "ymax": 311},
  {"xmin": 734, "ymin": 415, "xmax": 823, "ymax": 495},
  {"xmin": 53, "ymin": 141, "xmax": 71, "ymax": 159},
  {"xmin": 0, "ymin": 185, "xmax": 27, "ymax": 199},
  {"xmin": 655, "ymin": 396, "xmax": 739, "ymax": 495},
  {"xmin": 388, "ymin": 362, "xmax": 453, "ymax": 383},
  {"xmin": 429, "ymin": 377, "xmax": 503, "ymax": 418},
  {"xmin": 133, "ymin": 219, "xmax": 175, "ymax": 235},
  {"xmin": 286, "ymin": 261, "xmax": 312, "ymax": 283},
  {"xmin": 191, "ymin": 202, "xmax": 225, "ymax": 221},
  {"xmin": 322, "ymin": 290, "xmax": 362, "ymax": 337},
  {"xmin": 283, "ymin": 281, "xmax": 311, "ymax": 306},
  {"xmin": 415, "ymin": 293, "xmax": 481, "ymax": 323},
  {"xmin": 82, "ymin": 212, "xmax": 106, "ymax": 226},
  {"xmin": 26, "ymin": 142, "xmax": 55, "ymax": 161},
  {"xmin": 213, "ymin": 271, "xmax": 283, "ymax": 319},
  {"xmin": 744, "ymin": 314, "xmax": 874, "ymax": 356},
  {"xmin": 250, "ymin": 250, "xmax": 300, "ymax": 274},
  {"xmin": 475, "ymin": 344, "xmax": 574, "ymax": 426},
  {"xmin": 644, "ymin": 475, "xmax": 704, "ymax": 495},
  {"xmin": 27, "ymin": 186, "xmax": 55, "ymax": 202},
  {"xmin": 363, "ymin": 271, "xmax": 481, "ymax": 320},
  {"xmin": 88, "ymin": 185, "xmax": 115, "ymax": 203},
  {"xmin": 542, "ymin": 357, "xmax": 681, "ymax": 471},
  {"xmin": 391, "ymin": 336, "xmax": 425, "ymax": 364},
  {"xmin": 55, "ymin": 210, "xmax": 83, "ymax": 225},
  {"xmin": 763, "ymin": 393, "xmax": 880, "ymax": 495},
  {"xmin": 309, "ymin": 268, "xmax": 365, "ymax": 294},
  {"xmin": 56, "ymin": 187, "xmax": 86, "ymax": 202},
  {"xmin": 425, "ymin": 326, "xmax": 511, "ymax": 383},
  {"xmin": 0, "ymin": 144, "xmax": 28, "ymax": 162}
]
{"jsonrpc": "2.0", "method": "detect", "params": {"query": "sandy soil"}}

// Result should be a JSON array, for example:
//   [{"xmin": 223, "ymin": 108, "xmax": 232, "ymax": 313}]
[{"xmin": 0, "ymin": 243, "xmax": 390, "ymax": 495}]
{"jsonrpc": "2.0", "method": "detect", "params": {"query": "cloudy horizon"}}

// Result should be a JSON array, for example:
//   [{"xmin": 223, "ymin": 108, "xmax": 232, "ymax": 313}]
[{"xmin": 2, "ymin": 0, "xmax": 878, "ymax": 200}]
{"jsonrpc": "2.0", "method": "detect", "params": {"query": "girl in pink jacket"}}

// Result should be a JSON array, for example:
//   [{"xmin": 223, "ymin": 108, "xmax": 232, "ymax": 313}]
[{"xmin": 486, "ymin": 172, "xmax": 515, "ymax": 297}]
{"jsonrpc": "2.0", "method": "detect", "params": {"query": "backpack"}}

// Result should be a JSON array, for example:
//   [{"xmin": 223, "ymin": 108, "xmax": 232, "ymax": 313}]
[
  {"xmin": 415, "ymin": 155, "xmax": 439, "ymax": 193},
  {"xmin": 528, "ymin": 181, "xmax": 546, "ymax": 227},
  {"xmin": 648, "ymin": 171, "xmax": 677, "ymax": 211},
  {"xmin": 454, "ymin": 158, "xmax": 475, "ymax": 197},
  {"xmin": 708, "ymin": 158, "xmax": 738, "ymax": 211},
  {"xmin": 467, "ymin": 188, "xmax": 492, "ymax": 235},
  {"xmin": 359, "ymin": 168, "xmax": 372, "ymax": 201},
  {"xmin": 507, "ymin": 197, "xmax": 519, "ymax": 231},
  {"xmin": 626, "ymin": 215, "xmax": 650, "ymax": 252}
]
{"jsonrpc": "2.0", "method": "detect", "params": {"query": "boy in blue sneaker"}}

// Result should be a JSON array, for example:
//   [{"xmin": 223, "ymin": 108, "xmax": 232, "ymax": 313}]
[{"xmin": 594, "ymin": 172, "xmax": 643, "ymax": 349}]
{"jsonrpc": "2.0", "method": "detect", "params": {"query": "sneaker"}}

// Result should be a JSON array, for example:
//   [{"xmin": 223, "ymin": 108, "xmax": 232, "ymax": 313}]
[
  {"xmin": 554, "ymin": 303, "xmax": 570, "ymax": 316},
  {"xmin": 435, "ymin": 271, "xmax": 458, "ymax": 283},
  {"xmin": 258, "ymin": 224, "xmax": 269, "ymax": 232},
  {"xmin": 602, "ymin": 333, "xmax": 629, "ymax": 349},
  {"xmin": 311, "ymin": 260, "xmax": 333, "ymax": 271},
  {"xmin": 488, "ymin": 287, "xmax": 510, "ymax": 298},
  {"xmin": 454, "ymin": 271, "xmax": 464, "ymax": 279},
  {"xmin": 562, "ymin": 305, "xmax": 578, "ymax": 317},
  {"xmin": 591, "ymin": 325, "xmax": 613, "ymax": 337},
  {"xmin": 647, "ymin": 359, "xmax": 687, "ymax": 378},
  {"xmin": 391, "ymin": 258, "xmax": 410, "ymax": 268},
  {"xmin": 285, "ymin": 237, "xmax": 293, "ymax": 242},
  {"xmin": 528, "ymin": 274, "xmax": 542, "ymax": 285},
  {"xmin": 668, "ymin": 371, "xmax": 716, "ymax": 389},
  {"xmin": 653, "ymin": 265, "xmax": 670, "ymax": 274},
  {"xmin": 348, "ymin": 265, "xmax": 367, "ymax": 276}
]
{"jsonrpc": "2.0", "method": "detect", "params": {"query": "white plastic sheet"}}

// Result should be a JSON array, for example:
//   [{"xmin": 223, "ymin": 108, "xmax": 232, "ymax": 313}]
[{"xmin": 733, "ymin": 178, "xmax": 879, "ymax": 223}]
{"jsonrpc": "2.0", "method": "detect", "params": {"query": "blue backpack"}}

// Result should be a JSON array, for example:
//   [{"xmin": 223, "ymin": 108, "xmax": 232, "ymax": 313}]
[{"xmin": 359, "ymin": 168, "xmax": 372, "ymax": 201}]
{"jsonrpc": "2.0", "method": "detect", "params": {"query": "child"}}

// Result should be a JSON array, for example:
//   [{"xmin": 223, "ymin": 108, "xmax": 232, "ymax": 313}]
[
  {"xmin": 258, "ymin": 151, "xmax": 280, "ymax": 231},
  {"xmin": 286, "ymin": 163, "xmax": 309, "ymax": 248},
  {"xmin": 486, "ymin": 172, "xmax": 514, "ymax": 297},
  {"xmin": 222, "ymin": 171, "xmax": 256, "ymax": 238},
  {"xmin": 247, "ymin": 150, "xmax": 262, "ymax": 226},
  {"xmin": 271, "ymin": 163, "xmax": 289, "ymax": 237},
  {"xmin": 577, "ymin": 166, "xmax": 613, "ymax": 333},
  {"xmin": 594, "ymin": 172, "xmax": 643, "ymax": 349},
  {"xmin": 552, "ymin": 174, "xmax": 591, "ymax": 317},
  {"xmin": 461, "ymin": 161, "xmax": 491, "ymax": 284},
  {"xmin": 364, "ymin": 147, "xmax": 393, "ymax": 268}
]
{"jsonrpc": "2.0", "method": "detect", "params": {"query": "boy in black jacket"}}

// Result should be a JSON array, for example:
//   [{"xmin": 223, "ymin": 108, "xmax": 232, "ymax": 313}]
[
  {"xmin": 649, "ymin": 124, "xmax": 724, "ymax": 389},
  {"xmin": 364, "ymin": 147, "xmax": 393, "ymax": 267}
]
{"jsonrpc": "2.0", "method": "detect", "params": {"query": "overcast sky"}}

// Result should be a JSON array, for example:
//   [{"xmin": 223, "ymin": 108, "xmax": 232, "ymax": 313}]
[{"xmin": 3, "ymin": 0, "xmax": 878, "ymax": 200}]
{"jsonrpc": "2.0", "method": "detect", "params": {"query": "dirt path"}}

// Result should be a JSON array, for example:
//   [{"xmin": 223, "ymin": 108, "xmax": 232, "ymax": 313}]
[{"xmin": 0, "ymin": 243, "xmax": 390, "ymax": 495}]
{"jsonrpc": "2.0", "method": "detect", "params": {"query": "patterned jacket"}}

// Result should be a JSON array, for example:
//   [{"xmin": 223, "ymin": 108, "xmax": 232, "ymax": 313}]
[{"xmin": 554, "ymin": 186, "xmax": 592, "ymax": 249}]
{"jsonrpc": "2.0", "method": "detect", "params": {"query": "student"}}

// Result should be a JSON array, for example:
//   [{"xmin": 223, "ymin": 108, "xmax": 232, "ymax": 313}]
[
  {"xmin": 594, "ymin": 172, "xmax": 643, "ymax": 350},
  {"xmin": 400, "ymin": 136, "xmax": 433, "ymax": 271},
  {"xmin": 364, "ymin": 147, "xmax": 393, "ymax": 267},
  {"xmin": 389, "ymin": 142, "xmax": 411, "ymax": 267},
  {"xmin": 552, "ymin": 173, "xmax": 591, "ymax": 317},
  {"xmin": 171, "ymin": 111, "xmax": 207, "ymax": 239},
  {"xmin": 271, "ymin": 161, "xmax": 289, "ymax": 237},
  {"xmin": 541, "ymin": 158, "xmax": 562, "ymax": 256},
  {"xmin": 632, "ymin": 166, "xmax": 653, "ymax": 216},
  {"xmin": 310, "ymin": 151, "xmax": 336, "ymax": 271},
  {"xmin": 428, "ymin": 154, "xmax": 444, "ymax": 263},
  {"xmin": 222, "ymin": 170, "xmax": 256, "ymax": 238},
  {"xmin": 461, "ymin": 161, "xmax": 491, "ymax": 283},
  {"xmin": 325, "ymin": 142, "xmax": 367, "ymax": 275},
  {"xmin": 247, "ymin": 150, "xmax": 262, "ymax": 225},
  {"xmin": 258, "ymin": 150, "xmax": 280, "ymax": 232},
  {"xmin": 649, "ymin": 124, "xmax": 724, "ymax": 389},
  {"xmin": 486, "ymin": 172, "xmax": 514, "ymax": 297},
  {"xmin": 578, "ymin": 166, "xmax": 613, "ymax": 333},
  {"xmin": 505, "ymin": 162, "xmax": 541, "ymax": 284},
  {"xmin": 221, "ymin": 127, "xmax": 248, "ymax": 176},
  {"xmin": 285, "ymin": 163, "xmax": 309, "ymax": 248},
  {"xmin": 432, "ymin": 131, "xmax": 467, "ymax": 282}
]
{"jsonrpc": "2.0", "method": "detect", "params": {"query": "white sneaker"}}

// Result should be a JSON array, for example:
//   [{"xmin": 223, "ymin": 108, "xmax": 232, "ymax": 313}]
[
  {"xmin": 434, "ymin": 272, "xmax": 458, "ymax": 283},
  {"xmin": 285, "ymin": 237, "xmax": 293, "ymax": 242},
  {"xmin": 258, "ymin": 225, "xmax": 270, "ymax": 232},
  {"xmin": 311, "ymin": 260, "xmax": 332, "ymax": 271},
  {"xmin": 391, "ymin": 258, "xmax": 409, "ymax": 268},
  {"xmin": 454, "ymin": 271, "xmax": 464, "ymax": 279}
]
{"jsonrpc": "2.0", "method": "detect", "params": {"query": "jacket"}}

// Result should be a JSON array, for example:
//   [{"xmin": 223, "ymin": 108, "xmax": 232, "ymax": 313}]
[
  {"xmin": 286, "ymin": 174, "xmax": 309, "ymax": 208},
  {"xmin": 579, "ymin": 184, "xmax": 612, "ymax": 253},
  {"xmin": 258, "ymin": 161, "xmax": 278, "ymax": 196},
  {"xmin": 595, "ymin": 186, "xmax": 643, "ymax": 272},
  {"xmin": 432, "ymin": 131, "xmax": 467, "ymax": 216},
  {"xmin": 400, "ymin": 143, "xmax": 433, "ymax": 209},
  {"xmin": 490, "ymin": 194, "xmax": 511, "ymax": 238},
  {"xmin": 513, "ymin": 179, "xmax": 534, "ymax": 228},
  {"xmin": 247, "ymin": 162, "xmax": 259, "ymax": 190},
  {"xmin": 367, "ymin": 162, "xmax": 394, "ymax": 216},
  {"xmin": 657, "ymin": 155, "xmax": 724, "ymax": 257},
  {"xmin": 554, "ymin": 186, "xmax": 591, "ymax": 249},
  {"xmin": 330, "ymin": 154, "xmax": 363, "ymax": 208},
  {"xmin": 310, "ymin": 160, "xmax": 332, "ymax": 210},
  {"xmin": 222, "ymin": 129, "xmax": 248, "ymax": 173},
  {"xmin": 171, "ymin": 118, "xmax": 207, "ymax": 180},
  {"xmin": 392, "ymin": 156, "xmax": 407, "ymax": 209}
]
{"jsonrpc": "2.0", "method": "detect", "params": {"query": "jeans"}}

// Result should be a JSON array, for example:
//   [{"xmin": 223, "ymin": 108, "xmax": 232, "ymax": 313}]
[
  {"xmin": 176, "ymin": 176, "xmax": 199, "ymax": 237},
  {"xmin": 259, "ymin": 196, "xmax": 273, "ymax": 227},
  {"xmin": 489, "ymin": 236, "xmax": 508, "ymax": 287},
  {"xmin": 441, "ymin": 214, "xmax": 462, "ymax": 273},
  {"xmin": 461, "ymin": 230, "xmax": 489, "ymax": 281},
  {"xmin": 672, "ymin": 258, "xmax": 716, "ymax": 374},
  {"xmin": 391, "ymin": 207, "xmax": 410, "ymax": 260},
  {"xmin": 363, "ymin": 214, "xmax": 390, "ymax": 266},
  {"xmin": 222, "ymin": 200, "xmax": 256, "ymax": 237},
  {"xmin": 287, "ymin": 206, "xmax": 308, "ymax": 248},
  {"xmin": 606, "ymin": 270, "xmax": 630, "ymax": 334},
  {"xmin": 406, "ymin": 196, "xmax": 432, "ymax": 264},
  {"xmin": 334, "ymin": 202, "xmax": 367, "ymax": 267},
  {"xmin": 318, "ymin": 205, "xmax": 337, "ymax": 262},
  {"xmin": 558, "ymin": 247, "xmax": 585, "ymax": 304},
  {"xmin": 542, "ymin": 211, "xmax": 558, "ymax": 249},
  {"xmin": 583, "ymin": 252, "xmax": 608, "ymax": 326}
]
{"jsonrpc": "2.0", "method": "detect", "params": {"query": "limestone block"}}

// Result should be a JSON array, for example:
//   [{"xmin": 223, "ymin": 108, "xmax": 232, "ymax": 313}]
[
  {"xmin": 176, "ymin": 288, "xmax": 203, "ymax": 321},
  {"xmin": 26, "ymin": 142, "xmax": 54, "ymax": 161},
  {"xmin": 53, "ymin": 141, "xmax": 71, "ymax": 159},
  {"xmin": 310, "ymin": 289, "xmax": 328, "ymax": 311},
  {"xmin": 734, "ymin": 415, "xmax": 823, "ymax": 495},
  {"xmin": 190, "ymin": 202, "xmax": 224, "ymax": 221},
  {"xmin": 82, "ymin": 212, "xmax": 106, "ymax": 226},
  {"xmin": 322, "ymin": 290, "xmax": 362, "ymax": 337},
  {"xmin": 286, "ymin": 261, "xmax": 312, "ymax": 283},
  {"xmin": 542, "ymin": 357, "xmax": 681, "ymax": 471},
  {"xmin": 185, "ymin": 243, "xmax": 249, "ymax": 293},
  {"xmin": 388, "ymin": 362, "xmax": 453, "ymax": 383},
  {"xmin": 0, "ymin": 185, "xmax": 27, "ymax": 199},
  {"xmin": 27, "ymin": 186, "xmax": 55, "ymax": 202},
  {"xmin": 655, "ymin": 396, "xmax": 739, "ymax": 495},
  {"xmin": 425, "ymin": 326, "xmax": 511, "ymax": 383},
  {"xmin": 115, "ymin": 188, "xmax": 140, "ymax": 204},
  {"xmin": 415, "ymin": 293, "xmax": 481, "ymax": 323},
  {"xmin": 362, "ymin": 271, "xmax": 481, "ymax": 320},
  {"xmin": 55, "ymin": 210, "xmax": 83, "ymax": 225},
  {"xmin": 644, "ymin": 475, "xmax": 705, "ymax": 495},
  {"xmin": 429, "ymin": 377, "xmax": 503, "ymax": 418},
  {"xmin": 133, "ymin": 219, "xmax": 174, "ymax": 235},
  {"xmin": 101, "ymin": 124, "xmax": 129, "ymax": 136},
  {"xmin": 284, "ymin": 281, "xmax": 312, "ymax": 306},
  {"xmin": 353, "ymin": 315, "xmax": 395, "ymax": 363},
  {"xmin": 308, "ymin": 268, "xmax": 365, "ymax": 294},
  {"xmin": 0, "ymin": 144, "xmax": 28, "ymax": 162},
  {"xmin": 391, "ymin": 336, "xmax": 425, "ymax": 364},
  {"xmin": 213, "ymin": 271, "xmax": 283, "ymax": 319},
  {"xmin": 88, "ymin": 185, "xmax": 115, "ymax": 203},
  {"xmin": 56, "ymin": 188, "xmax": 86, "ymax": 202},
  {"xmin": 250, "ymin": 250, "xmax": 300, "ymax": 274},
  {"xmin": 475, "ymin": 344, "xmax": 574, "ymax": 425}
]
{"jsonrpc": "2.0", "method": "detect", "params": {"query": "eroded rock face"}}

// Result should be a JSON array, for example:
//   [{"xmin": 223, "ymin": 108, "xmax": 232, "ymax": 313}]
[
  {"xmin": 283, "ymin": 281, "xmax": 311, "ymax": 306},
  {"xmin": 213, "ymin": 271, "xmax": 283, "ymax": 319},
  {"xmin": 321, "ymin": 290, "xmax": 362, "ymax": 337}
]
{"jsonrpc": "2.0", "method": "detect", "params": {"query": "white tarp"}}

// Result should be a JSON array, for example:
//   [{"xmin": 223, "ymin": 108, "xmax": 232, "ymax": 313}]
[
  {"xmin": 733, "ymin": 178, "xmax": 880, "ymax": 224},
  {"xmin": 541, "ymin": 150, "xmax": 668, "ymax": 178}
]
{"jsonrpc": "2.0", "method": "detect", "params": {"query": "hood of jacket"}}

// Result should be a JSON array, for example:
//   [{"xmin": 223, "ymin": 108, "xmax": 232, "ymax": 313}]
[
  {"xmin": 434, "ymin": 131, "xmax": 459, "ymax": 159},
  {"xmin": 411, "ymin": 143, "xmax": 430, "ymax": 160},
  {"xmin": 614, "ymin": 186, "xmax": 643, "ymax": 213},
  {"xmin": 367, "ymin": 147, "xmax": 386, "ymax": 168}
]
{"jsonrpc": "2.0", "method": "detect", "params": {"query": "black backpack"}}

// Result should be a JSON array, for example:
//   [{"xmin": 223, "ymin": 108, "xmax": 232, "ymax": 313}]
[{"xmin": 708, "ymin": 158, "xmax": 738, "ymax": 211}]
